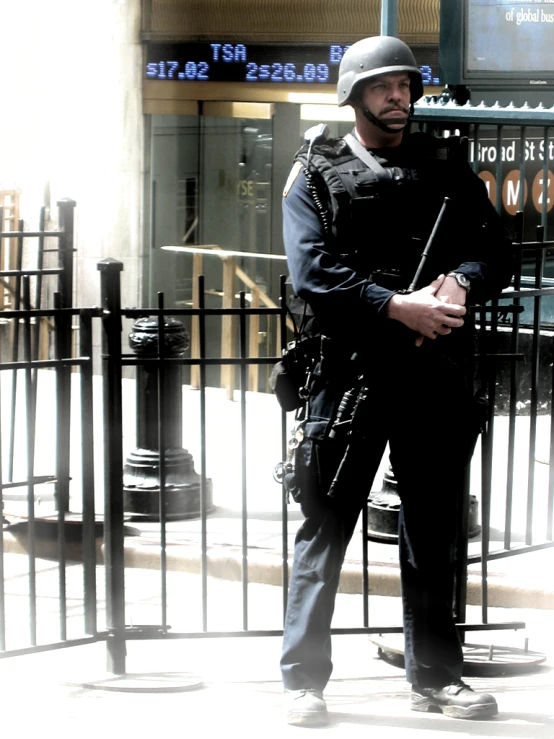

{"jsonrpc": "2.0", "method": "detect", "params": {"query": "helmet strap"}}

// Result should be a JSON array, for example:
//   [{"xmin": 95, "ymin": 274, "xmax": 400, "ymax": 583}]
[{"xmin": 360, "ymin": 103, "xmax": 413, "ymax": 135}]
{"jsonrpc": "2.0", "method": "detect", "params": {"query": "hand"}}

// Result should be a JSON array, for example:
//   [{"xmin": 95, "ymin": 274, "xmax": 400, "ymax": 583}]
[
  {"xmin": 435, "ymin": 273, "xmax": 468, "ymax": 307},
  {"xmin": 414, "ymin": 273, "xmax": 468, "ymax": 345},
  {"xmin": 387, "ymin": 274, "xmax": 466, "ymax": 346}
]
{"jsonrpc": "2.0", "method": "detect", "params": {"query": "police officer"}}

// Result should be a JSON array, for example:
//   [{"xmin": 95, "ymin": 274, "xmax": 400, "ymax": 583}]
[{"xmin": 281, "ymin": 36, "xmax": 513, "ymax": 726}]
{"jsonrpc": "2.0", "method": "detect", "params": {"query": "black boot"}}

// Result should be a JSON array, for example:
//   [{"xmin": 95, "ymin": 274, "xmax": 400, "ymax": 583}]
[{"xmin": 411, "ymin": 680, "xmax": 498, "ymax": 719}]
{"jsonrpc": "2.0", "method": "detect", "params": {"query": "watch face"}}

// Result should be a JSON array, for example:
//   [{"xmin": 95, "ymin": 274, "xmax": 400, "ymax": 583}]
[
  {"xmin": 450, "ymin": 272, "xmax": 470, "ymax": 290},
  {"xmin": 457, "ymin": 274, "xmax": 470, "ymax": 289}
]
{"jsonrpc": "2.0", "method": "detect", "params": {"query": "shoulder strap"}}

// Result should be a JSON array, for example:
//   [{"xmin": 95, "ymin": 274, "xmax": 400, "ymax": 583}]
[{"xmin": 343, "ymin": 133, "xmax": 389, "ymax": 178}]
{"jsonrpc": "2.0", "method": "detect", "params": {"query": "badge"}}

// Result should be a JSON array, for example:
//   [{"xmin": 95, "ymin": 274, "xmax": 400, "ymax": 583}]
[{"xmin": 283, "ymin": 161, "xmax": 302, "ymax": 198}]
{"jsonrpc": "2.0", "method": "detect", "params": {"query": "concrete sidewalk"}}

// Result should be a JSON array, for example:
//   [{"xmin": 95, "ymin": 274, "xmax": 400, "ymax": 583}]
[
  {"xmin": 118, "ymin": 504, "xmax": 554, "ymax": 611},
  {"xmin": 3, "ymin": 380, "xmax": 554, "ymax": 611},
  {"xmin": 0, "ymin": 636, "xmax": 552, "ymax": 739},
  {"xmin": 4, "ymin": 489, "xmax": 554, "ymax": 610},
  {"xmin": 0, "ymin": 568, "xmax": 552, "ymax": 739}
]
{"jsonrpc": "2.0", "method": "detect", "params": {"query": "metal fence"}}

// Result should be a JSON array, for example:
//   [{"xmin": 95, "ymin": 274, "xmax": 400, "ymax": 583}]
[
  {"xmin": 0, "ymin": 200, "xmax": 105, "ymax": 656},
  {"xmin": 0, "ymin": 249, "xmax": 551, "ymax": 669},
  {"xmin": 413, "ymin": 97, "xmax": 554, "ymax": 626},
  {"xmin": 0, "ymin": 199, "xmax": 76, "ymax": 512},
  {"xmin": 104, "ymin": 250, "xmax": 552, "ymax": 674},
  {"xmin": 456, "ymin": 224, "xmax": 554, "ymax": 631}
]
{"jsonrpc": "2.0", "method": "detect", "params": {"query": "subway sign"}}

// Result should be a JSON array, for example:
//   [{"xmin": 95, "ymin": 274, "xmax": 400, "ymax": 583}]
[{"xmin": 470, "ymin": 132, "xmax": 554, "ymax": 237}]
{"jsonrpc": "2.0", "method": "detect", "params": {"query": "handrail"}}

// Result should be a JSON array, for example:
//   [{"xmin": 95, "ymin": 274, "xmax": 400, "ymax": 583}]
[
  {"xmin": 162, "ymin": 244, "xmax": 287, "ymax": 261},
  {"xmin": 162, "ymin": 244, "xmax": 292, "ymax": 323},
  {"xmin": 163, "ymin": 244, "xmax": 294, "ymax": 397}
]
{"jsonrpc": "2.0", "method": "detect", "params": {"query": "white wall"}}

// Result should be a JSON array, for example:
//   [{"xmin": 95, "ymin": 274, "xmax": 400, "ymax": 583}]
[{"xmin": 0, "ymin": 0, "xmax": 144, "ymax": 331}]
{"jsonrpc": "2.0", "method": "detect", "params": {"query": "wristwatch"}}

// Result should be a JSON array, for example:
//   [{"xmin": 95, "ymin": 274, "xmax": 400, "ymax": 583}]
[{"xmin": 447, "ymin": 271, "xmax": 471, "ymax": 293}]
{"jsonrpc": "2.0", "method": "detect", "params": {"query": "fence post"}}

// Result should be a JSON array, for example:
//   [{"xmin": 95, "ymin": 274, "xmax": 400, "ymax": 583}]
[
  {"xmin": 55, "ymin": 198, "xmax": 76, "ymax": 512},
  {"xmin": 190, "ymin": 253, "xmax": 203, "ymax": 389},
  {"xmin": 97, "ymin": 257, "xmax": 126, "ymax": 675},
  {"xmin": 221, "ymin": 257, "xmax": 236, "ymax": 400},
  {"xmin": 56, "ymin": 198, "xmax": 76, "ymax": 310},
  {"xmin": 248, "ymin": 291, "xmax": 260, "ymax": 391}
]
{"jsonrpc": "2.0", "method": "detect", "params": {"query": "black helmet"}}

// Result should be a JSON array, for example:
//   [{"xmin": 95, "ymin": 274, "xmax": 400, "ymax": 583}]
[{"xmin": 337, "ymin": 36, "xmax": 423, "ymax": 107}]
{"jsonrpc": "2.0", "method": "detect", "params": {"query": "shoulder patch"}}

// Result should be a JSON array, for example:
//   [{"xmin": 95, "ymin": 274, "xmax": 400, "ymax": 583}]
[{"xmin": 283, "ymin": 161, "xmax": 303, "ymax": 198}]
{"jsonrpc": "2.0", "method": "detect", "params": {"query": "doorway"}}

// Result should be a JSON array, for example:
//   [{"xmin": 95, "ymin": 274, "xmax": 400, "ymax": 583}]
[{"xmin": 147, "ymin": 100, "xmax": 354, "ymax": 388}]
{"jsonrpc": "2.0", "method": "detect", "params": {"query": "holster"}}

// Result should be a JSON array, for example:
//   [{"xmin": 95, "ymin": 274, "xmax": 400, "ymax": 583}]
[{"xmin": 270, "ymin": 334, "xmax": 321, "ymax": 412}]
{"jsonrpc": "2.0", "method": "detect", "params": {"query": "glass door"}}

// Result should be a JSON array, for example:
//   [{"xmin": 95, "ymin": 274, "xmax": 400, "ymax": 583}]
[
  {"xmin": 148, "ymin": 103, "xmax": 275, "ymax": 389},
  {"xmin": 198, "ymin": 103, "xmax": 274, "ymax": 391},
  {"xmin": 147, "ymin": 99, "xmax": 355, "ymax": 390}
]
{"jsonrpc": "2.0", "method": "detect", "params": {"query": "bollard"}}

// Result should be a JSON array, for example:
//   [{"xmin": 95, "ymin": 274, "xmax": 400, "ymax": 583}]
[
  {"xmin": 367, "ymin": 466, "xmax": 401, "ymax": 543},
  {"xmin": 123, "ymin": 316, "xmax": 213, "ymax": 519},
  {"xmin": 367, "ymin": 465, "xmax": 480, "ymax": 543}
]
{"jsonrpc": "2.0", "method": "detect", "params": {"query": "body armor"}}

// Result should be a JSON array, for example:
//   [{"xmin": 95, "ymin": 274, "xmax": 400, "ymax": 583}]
[{"xmin": 295, "ymin": 132, "xmax": 464, "ymax": 291}]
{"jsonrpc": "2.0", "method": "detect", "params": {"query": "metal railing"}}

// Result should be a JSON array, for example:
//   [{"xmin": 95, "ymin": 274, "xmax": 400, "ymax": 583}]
[
  {"xmin": 0, "ymin": 199, "xmax": 76, "ymax": 512},
  {"xmin": 0, "ymin": 246, "xmax": 552, "ymax": 670},
  {"xmin": 97, "ymin": 254, "xmax": 549, "ymax": 674},
  {"xmin": 0, "ymin": 295, "xmax": 101, "ymax": 656},
  {"xmin": 411, "ymin": 100, "xmax": 554, "ymax": 626}
]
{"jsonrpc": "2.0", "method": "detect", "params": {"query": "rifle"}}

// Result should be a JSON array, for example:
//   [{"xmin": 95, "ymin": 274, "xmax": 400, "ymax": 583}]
[{"xmin": 326, "ymin": 195, "xmax": 452, "ymax": 498}]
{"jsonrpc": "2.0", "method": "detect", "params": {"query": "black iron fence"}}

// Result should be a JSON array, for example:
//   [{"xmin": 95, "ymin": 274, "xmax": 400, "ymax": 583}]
[
  {"xmin": 0, "ymin": 199, "xmax": 76, "ymax": 512},
  {"xmin": 469, "ymin": 220, "xmax": 554, "ymax": 624},
  {"xmin": 106, "ymin": 250, "xmax": 554, "ymax": 674},
  {"xmin": 0, "ymin": 249, "xmax": 552, "ymax": 669},
  {"xmin": 0, "ymin": 300, "xmax": 100, "ymax": 655},
  {"xmin": 0, "ymin": 199, "xmax": 102, "ymax": 657}
]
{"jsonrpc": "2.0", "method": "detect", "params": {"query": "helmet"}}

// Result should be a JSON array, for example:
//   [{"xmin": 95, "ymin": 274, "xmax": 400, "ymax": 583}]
[{"xmin": 337, "ymin": 36, "xmax": 423, "ymax": 107}]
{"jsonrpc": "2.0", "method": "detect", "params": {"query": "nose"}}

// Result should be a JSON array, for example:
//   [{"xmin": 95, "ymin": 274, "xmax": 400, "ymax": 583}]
[{"xmin": 388, "ymin": 84, "xmax": 403, "ymax": 101}]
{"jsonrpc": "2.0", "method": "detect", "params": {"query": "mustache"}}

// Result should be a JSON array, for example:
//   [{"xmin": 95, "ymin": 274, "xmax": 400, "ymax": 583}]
[{"xmin": 380, "ymin": 104, "xmax": 410, "ymax": 116}]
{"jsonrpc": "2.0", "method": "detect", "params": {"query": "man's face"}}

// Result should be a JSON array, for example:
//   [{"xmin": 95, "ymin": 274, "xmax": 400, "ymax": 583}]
[{"xmin": 359, "ymin": 72, "xmax": 411, "ymax": 130}]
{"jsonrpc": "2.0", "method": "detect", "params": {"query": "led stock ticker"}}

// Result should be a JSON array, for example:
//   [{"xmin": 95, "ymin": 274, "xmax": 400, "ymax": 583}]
[
  {"xmin": 146, "ymin": 43, "xmax": 339, "ymax": 84},
  {"xmin": 145, "ymin": 42, "xmax": 441, "ymax": 86}
]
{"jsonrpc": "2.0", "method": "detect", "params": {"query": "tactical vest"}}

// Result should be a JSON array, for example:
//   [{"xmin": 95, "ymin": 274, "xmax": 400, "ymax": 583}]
[{"xmin": 295, "ymin": 132, "xmax": 465, "ymax": 291}]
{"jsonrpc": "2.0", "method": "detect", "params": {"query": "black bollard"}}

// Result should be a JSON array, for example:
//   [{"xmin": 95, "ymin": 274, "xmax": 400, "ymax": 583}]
[
  {"xmin": 367, "ymin": 466, "xmax": 401, "ymax": 543},
  {"xmin": 123, "ymin": 316, "xmax": 213, "ymax": 519},
  {"xmin": 367, "ymin": 464, "xmax": 480, "ymax": 543}
]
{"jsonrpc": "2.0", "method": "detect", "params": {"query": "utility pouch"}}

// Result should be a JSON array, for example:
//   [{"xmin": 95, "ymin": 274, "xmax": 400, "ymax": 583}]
[{"xmin": 270, "ymin": 335, "xmax": 320, "ymax": 412}]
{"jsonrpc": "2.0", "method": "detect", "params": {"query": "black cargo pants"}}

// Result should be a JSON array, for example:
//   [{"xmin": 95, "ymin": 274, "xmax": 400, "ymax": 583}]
[{"xmin": 281, "ymin": 339, "xmax": 474, "ymax": 691}]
